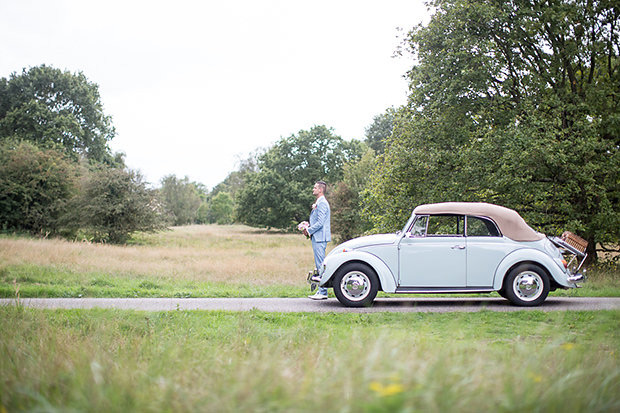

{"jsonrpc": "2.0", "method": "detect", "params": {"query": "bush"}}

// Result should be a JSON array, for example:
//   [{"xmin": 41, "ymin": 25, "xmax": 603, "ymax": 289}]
[
  {"xmin": 68, "ymin": 166, "xmax": 167, "ymax": 243},
  {"xmin": 0, "ymin": 140, "xmax": 78, "ymax": 235}
]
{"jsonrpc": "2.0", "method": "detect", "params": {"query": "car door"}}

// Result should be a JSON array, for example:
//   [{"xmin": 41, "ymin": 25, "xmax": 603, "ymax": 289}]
[
  {"xmin": 398, "ymin": 214, "xmax": 467, "ymax": 288},
  {"xmin": 465, "ymin": 215, "xmax": 515, "ymax": 287}
]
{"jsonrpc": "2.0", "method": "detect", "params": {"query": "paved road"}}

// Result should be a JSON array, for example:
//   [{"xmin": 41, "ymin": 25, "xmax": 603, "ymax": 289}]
[{"xmin": 2, "ymin": 297, "xmax": 620, "ymax": 313}]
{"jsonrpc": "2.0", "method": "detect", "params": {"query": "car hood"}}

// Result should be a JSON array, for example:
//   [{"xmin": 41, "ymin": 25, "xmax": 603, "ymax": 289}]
[{"xmin": 336, "ymin": 233, "xmax": 400, "ymax": 251}]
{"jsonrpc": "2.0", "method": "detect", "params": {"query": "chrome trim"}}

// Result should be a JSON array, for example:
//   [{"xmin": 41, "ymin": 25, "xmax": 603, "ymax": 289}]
[
  {"xmin": 567, "ymin": 273, "xmax": 586, "ymax": 283},
  {"xmin": 395, "ymin": 287, "xmax": 495, "ymax": 294}
]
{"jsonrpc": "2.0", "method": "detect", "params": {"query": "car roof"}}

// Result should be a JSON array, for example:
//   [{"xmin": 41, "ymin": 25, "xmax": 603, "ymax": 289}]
[{"xmin": 412, "ymin": 202, "xmax": 545, "ymax": 242}]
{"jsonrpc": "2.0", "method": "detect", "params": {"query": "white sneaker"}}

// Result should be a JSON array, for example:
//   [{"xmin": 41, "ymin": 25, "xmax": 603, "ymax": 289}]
[{"xmin": 308, "ymin": 292, "xmax": 328, "ymax": 300}]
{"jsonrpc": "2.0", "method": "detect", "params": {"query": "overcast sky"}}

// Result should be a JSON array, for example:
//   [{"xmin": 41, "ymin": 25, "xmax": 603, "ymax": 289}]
[{"xmin": 1, "ymin": 0, "xmax": 430, "ymax": 189}]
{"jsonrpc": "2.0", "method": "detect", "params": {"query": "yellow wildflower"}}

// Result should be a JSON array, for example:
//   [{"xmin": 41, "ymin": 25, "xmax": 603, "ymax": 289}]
[{"xmin": 369, "ymin": 381, "xmax": 404, "ymax": 397}]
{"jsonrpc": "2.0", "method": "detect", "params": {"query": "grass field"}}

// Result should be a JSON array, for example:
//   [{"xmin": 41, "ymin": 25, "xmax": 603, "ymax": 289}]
[
  {"xmin": 1, "ymin": 226, "xmax": 619, "ymax": 411},
  {"xmin": 1, "ymin": 307, "xmax": 619, "ymax": 412},
  {"xmin": 1, "ymin": 225, "xmax": 618, "ymax": 299}
]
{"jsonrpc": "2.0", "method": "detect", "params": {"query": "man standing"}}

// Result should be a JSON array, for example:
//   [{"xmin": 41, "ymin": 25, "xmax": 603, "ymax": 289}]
[{"xmin": 303, "ymin": 180, "xmax": 331, "ymax": 300}]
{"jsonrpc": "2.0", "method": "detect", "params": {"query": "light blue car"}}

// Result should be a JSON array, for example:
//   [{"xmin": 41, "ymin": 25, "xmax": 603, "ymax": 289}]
[{"xmin": 314, "ymin": 202, "xmax": 587, "ymax": 307}]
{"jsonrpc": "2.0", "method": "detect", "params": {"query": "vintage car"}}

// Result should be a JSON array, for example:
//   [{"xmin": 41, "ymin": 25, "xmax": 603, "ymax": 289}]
[{"xmin": 312, "ymin": 202, "xmax": 587, "ymax": 307}]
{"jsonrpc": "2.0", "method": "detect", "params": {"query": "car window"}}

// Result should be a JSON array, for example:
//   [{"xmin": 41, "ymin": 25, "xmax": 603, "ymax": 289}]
[
  {"xmin": 426, "ymin": 215, "xmax": 464, "ymax": 236},
  {"xmin": 410, "ymin": 215, "xmax": 428, "ymax": 236},
  {"xmin": 466, "ymin": 216, "xmax": 500, "ymax": 237}
]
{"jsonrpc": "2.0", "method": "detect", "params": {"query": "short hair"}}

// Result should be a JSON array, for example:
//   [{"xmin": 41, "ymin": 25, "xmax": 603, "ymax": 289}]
[{"xmin": 315, "ymin": 180, "xmax": 327, "ymax": 193}]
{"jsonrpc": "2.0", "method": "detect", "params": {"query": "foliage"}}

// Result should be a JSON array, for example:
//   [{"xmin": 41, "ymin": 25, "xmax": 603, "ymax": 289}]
[
  {"xmin": 364, "ymin": 108, "xmax": 395, "ymax": 154},
  {"xmin": 331, "ymin": 148, "xmax": 376, "ymax": 242},
  {"xmin": 0, "ymin": 65, "xmax": 116, "ymax": 163},
  {"xmin": 236, "ymin": 125, "xmax": 364, "ymax": 229},
  {"xmin": 67, "ymin": 166, "xmax": 167, "ymax": 243},
  {"xmin": 159, "ymin": 175, "xmax": 204, "ymax": 225},
  {"xmin": 207, "ymin": 192, "xmax": 234, "ymax": 224},
  {"xmin": 0, "ymin": 65, "xmax": 175, "ymax": 243},
  {"xmin": 0, "ymin": 140, "xmax": 78, "ymax": 235},
  {"xmin": 365, "ymin": 0, "xmax": 620, "ymax": 257}
]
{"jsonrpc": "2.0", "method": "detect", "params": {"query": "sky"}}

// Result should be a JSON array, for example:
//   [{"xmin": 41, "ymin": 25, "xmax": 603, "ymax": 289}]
[{"xmin": 1, "ymin": 0, "xmax": 430, "ymax": 189}]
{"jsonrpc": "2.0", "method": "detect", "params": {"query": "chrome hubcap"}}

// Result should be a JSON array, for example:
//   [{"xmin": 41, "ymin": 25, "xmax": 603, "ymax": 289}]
[
  {"xmin": 341, "ymin": 271, "xmax": 370, "ymax": 301},
  {"xmin": 513, "ymin": 271, "xmax": 543, "ymax": 301}
]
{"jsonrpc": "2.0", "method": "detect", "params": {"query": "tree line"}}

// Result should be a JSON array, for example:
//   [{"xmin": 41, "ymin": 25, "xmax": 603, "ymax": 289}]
[{"xmin": 1, "ymin": 0, "xmax": 618, "ymax": 260}]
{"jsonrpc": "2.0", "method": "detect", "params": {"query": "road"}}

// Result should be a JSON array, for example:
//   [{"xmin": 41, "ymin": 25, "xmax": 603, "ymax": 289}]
[{"xmin": 2, "ymin": 297, "xmax": 620, "ymax": 313}]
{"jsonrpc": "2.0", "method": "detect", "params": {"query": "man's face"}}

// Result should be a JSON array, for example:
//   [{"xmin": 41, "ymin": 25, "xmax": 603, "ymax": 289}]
[{"xmin": 313, "ymin": 183, "xmax": 322, "ymax": 197}]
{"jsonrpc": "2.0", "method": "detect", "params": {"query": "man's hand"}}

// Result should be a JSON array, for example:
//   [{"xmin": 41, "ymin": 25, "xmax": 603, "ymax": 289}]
[{"xmin": 303, "ymin": 228, "xmax": 309, "ymax": 237}]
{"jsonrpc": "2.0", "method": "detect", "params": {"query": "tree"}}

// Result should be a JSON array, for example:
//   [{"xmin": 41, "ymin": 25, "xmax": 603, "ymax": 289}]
[
  {"xmin": 159, "ymin": 175, "xmax": 204, "ymax": 226},
  {"xmin": 0, "ymin": 140, "xmax": 78, "ymax": 235},
  {"xmin": 207, "ymin": 192, "xmax": 234, "ymax": 224},
  {"xmin": 69, "ymin": 166, "xmax": 167, "ymax": 243},
  {"xmin": 365, "ymin": 0, "xmax": 619, "ymax": 257},
  {"xmin": 236, "ymin": 125, "xmax": 364, "ymax": 229},
  {"xmin": 0, "ymin": 65, "xmax": 115, "ymax": 163},
  {"xmin": 364, "ymin": 109, "xmax": 395, "ymax": 154},
  {"xmin": 331, "ymin": 148, "xmax": 376, "ymax": 242}
]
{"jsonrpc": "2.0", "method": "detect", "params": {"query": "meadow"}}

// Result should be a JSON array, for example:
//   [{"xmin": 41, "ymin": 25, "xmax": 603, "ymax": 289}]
[
  {"xmin": 1, "ymin": 225, "xmax": 618, "ymax": 299},
  {"xmin": 1, "ymin": 225, "xmax": 619, "ymax": 412}
]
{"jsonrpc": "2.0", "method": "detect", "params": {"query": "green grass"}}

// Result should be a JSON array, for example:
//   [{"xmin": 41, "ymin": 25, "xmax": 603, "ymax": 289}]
[
  {"xmin": 1, "ymin": 306, "xmax": 618, "ymax": 412},
  {"xmin": 0, "ymin": 264, "xmax": 310, "ymax": 298}
]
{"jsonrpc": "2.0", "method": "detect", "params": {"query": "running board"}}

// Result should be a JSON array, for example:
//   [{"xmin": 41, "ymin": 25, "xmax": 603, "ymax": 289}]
[{"xmin": 395, "ymin": 287, "xmax": 495, "ymax": 294}]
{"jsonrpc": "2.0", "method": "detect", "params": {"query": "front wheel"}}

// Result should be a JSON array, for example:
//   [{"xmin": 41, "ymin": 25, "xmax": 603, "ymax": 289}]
[
  {"xmin": 503, "ymin": 264, "xmax": 550, "ymax": 306},
  {"xmin": 333, "ymin": 263, "xmax": 379, "ymax": 307}
]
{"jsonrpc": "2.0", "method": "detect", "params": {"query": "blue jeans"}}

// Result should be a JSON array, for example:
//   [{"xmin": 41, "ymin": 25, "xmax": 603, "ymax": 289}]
[{"xmin": 312, "ymin": 238, "xmax": 328, "ymax": 296}]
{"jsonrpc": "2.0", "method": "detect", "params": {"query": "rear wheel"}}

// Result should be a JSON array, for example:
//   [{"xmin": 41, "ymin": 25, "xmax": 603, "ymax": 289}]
[
  {"xmin": 333, "ymin": 263, "xmax": 379, "ymax": 307},
  {"xmin": 503, "ymin": 264, "xmax": 550, "ymax": 306}
]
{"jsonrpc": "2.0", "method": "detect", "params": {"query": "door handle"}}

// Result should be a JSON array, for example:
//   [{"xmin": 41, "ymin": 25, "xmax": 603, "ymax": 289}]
[{"xmin": 451, "ymin": 245, "xmax": 466, "ymax": 250}]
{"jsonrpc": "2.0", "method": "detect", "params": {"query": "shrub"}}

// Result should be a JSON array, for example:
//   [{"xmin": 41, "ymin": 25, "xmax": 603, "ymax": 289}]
[{"xmin": 0, "ymin": 140, "xmax": 78, "ymax": 235}]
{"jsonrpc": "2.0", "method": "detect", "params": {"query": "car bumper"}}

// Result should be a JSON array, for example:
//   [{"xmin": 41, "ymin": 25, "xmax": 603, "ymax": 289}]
[{"xmin": 567, "ymin": 273, "xmax": 586, "ymax": 284}]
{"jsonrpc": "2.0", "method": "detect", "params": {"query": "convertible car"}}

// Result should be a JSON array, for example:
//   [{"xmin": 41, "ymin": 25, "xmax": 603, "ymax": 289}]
[{"xmin": 311, "ymin": 202, "xmax": 587, "ymax": 307}]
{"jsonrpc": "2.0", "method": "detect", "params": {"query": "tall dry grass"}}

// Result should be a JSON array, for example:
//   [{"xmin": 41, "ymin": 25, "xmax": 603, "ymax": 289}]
[{"xmin": 0, "ymin": 225, "xmax": 317, "ymax": 286}]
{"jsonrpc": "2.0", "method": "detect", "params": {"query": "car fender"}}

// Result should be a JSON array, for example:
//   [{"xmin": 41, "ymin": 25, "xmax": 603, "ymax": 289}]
[
  {"xmin": 493, "ymin": 248, "xmax": 569, "ymax": 290},
  {"xmin": 320, "ymin": 250, "xmax": 398, "ymax": 293}
]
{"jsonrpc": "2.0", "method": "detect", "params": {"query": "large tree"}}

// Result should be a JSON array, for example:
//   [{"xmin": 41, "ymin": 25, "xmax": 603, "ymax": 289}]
[
  {"xmin": 236, "ymin": 125, "xmax": 364, "ymax": 229},
  {"xmin": 365, "ymin": 0, "xmax": 619, "ymax": 257},
  {"xmin": 0, "ymin": 65, "xmax": 116, "ymax": 163}
]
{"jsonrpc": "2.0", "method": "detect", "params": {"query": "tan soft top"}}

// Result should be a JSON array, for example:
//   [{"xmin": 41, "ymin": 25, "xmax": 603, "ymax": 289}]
[{"xmin": 413, "ymin": 202, "xmax": 545, "ymax": 242}]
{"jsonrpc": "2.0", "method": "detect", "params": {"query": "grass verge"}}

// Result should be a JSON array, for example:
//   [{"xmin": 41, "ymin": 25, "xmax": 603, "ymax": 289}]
[{"xmin": 1, "ymin": 307, "xmax": 618, "ymax": 412}]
